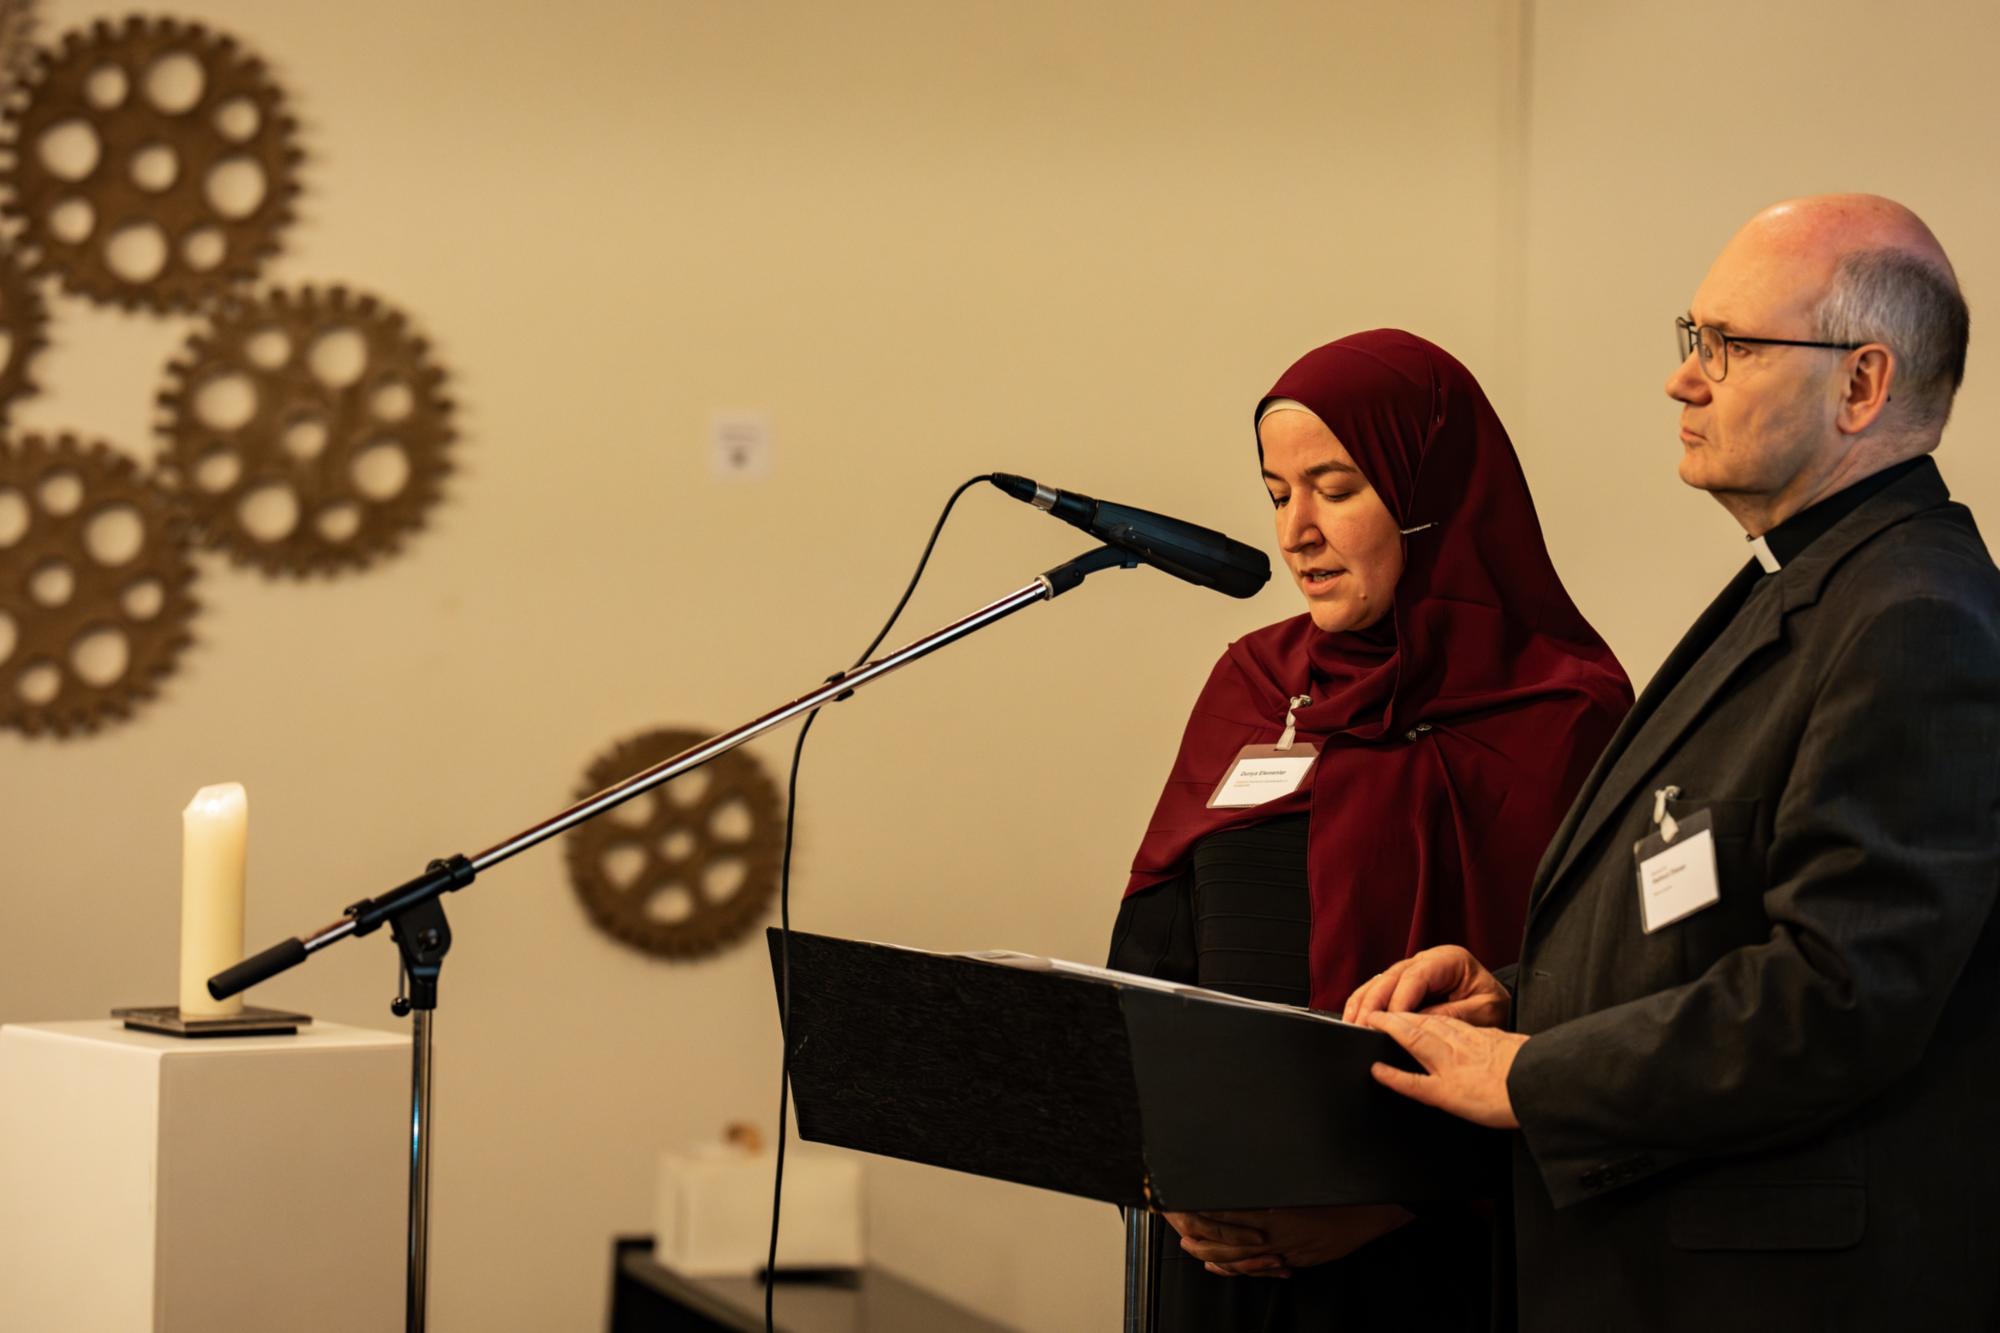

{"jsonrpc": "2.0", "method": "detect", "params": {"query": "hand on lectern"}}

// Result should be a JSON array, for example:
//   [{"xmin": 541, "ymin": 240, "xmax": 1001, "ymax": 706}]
[
  {"xmin": 1341, "ymin": 944, "xmax": 1510, "ymax": 1027},
  {"xmin": 1166, "ymin": 1204, "xmax": 1415, "ymax": 1277}
]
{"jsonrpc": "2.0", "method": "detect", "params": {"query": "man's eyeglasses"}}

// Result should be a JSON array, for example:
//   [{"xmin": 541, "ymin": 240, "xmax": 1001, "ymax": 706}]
[{"xmin": 1675, "ymin": 316, "xmax": 1866, "ymax": 383}]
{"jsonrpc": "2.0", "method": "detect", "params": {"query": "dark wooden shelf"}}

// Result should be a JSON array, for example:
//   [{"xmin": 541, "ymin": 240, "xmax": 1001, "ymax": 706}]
[{"xmin": 607, "ymin": 1237, "xmax": 1014, "ymax": 1333}]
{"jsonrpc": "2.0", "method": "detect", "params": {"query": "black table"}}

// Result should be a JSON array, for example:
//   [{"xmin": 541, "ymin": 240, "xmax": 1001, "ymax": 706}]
[{"xmin": 607, "ymin": 1237, "xmax": 1015, "ymax": 1333}]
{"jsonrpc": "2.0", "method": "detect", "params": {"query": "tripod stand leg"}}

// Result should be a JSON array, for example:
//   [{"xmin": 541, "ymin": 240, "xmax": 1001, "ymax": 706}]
[
  {"xmin": 1122, "ymin": 1207, "xmax": 1158, "ymax": 1333},
  {"xmin": 407, "ymin": 1007, "xmax": 434, "ymax": 1332}
]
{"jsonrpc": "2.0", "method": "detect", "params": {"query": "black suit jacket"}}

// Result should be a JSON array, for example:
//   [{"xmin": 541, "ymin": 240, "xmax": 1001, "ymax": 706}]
[{"xmin": 1503, "ymin": 460, "xmax": 2000, "ymax": 1332}]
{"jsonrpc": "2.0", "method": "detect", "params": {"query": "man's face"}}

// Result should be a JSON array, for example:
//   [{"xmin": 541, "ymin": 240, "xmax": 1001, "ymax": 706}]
[{"xmin": 1666, "ymin": 231, "xmax": 1847, "ymax": 505}]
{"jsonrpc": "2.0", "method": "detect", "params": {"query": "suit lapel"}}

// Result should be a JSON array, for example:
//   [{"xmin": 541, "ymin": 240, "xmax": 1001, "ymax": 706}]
[
  {"xmin": 1524, "ymin": 563, "xmax": 1767, "ymax": 924},
  {"xmin": 1521, "ymin": 459, "xmax": 1955, "ymax": 939}
]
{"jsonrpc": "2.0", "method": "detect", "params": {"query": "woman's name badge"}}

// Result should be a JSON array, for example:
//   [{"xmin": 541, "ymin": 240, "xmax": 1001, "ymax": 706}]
[
  {"xmin": 1633, "ymin": 790, "xmax": 1720, "ymax": 933},
  {"xmin": 1207, "ymin": 744, "xmax": 1319, "ymax": 808},
  {"xmin": 1207, "ymin": 693, "xmax": 1316, "ymax": 809}
]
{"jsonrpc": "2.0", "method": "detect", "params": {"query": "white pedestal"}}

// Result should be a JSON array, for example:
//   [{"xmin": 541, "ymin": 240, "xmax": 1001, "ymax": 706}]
[{"xmin": 0, "ymin": 1020, "xmax": 408, "ymax": 1333}]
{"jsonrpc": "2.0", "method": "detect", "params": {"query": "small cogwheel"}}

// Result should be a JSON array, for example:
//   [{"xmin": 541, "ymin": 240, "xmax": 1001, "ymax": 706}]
[
  {"xmin": 0, "ymin": 234, "xmax": 49, "ymax": 422},
  {"xmin": 155, "ymin": 284, "xmax": 454, "ymax": 576},
  {"xmin": 0, "ymin": 15, "xmax": 301, "ymax": 311},
  {"xmin": 0, "ymin": 434, "xmax": 198, "ymax": 737},
  {"xmin": 565, "ymin": 729, "xmax": 786, "ymax": 960}
]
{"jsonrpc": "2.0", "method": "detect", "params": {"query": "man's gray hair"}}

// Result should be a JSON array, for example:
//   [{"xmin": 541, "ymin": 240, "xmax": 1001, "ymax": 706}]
[{"xmin": 1812, "ymin": 249, "xmax": 1971, "ymax": 430}]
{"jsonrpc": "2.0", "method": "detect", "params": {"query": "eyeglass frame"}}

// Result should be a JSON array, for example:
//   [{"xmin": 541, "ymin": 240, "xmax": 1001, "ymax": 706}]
[{"xmin": 1675, "ymin": 315, "xmax": 1868, "ymax": 383}]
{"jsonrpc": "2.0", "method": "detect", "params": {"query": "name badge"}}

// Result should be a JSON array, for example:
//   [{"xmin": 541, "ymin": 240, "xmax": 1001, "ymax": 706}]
[
  {"xmin": 1207, "ymin": 744, "xmax": 1318, "ymax": 808},
  {"xmin": 1633, "ymin": 807, "xmax": 1721, "ymax": 933}
]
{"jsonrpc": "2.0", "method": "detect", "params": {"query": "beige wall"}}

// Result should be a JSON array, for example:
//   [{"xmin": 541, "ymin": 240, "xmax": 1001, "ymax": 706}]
[
  {"xmin": 1517, "ymin": 0, "xmax": 2000, "ymax": 681},
  {"xmin": 1, "ymin": 3, "xmax": 1516, "ymax": 1329},
  {"xmin": 1, "ymin": 1, "xmax": 1994, "ymax": 1329}
]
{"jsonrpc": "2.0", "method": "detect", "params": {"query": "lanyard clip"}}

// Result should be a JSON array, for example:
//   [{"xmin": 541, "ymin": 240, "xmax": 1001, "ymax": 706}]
[
  {"xmin": 1652, "ymin": 785, "xmax": 1682, "ymax": 844},
  {"xmin": 1276, "ymin": 695, "xmax": 1311, "ymax": 751}
]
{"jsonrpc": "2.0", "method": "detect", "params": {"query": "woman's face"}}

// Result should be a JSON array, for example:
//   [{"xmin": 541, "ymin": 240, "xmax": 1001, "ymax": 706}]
[{"xmin": 1258, "ymin": 409, "xmax": 1405, "ymax": 633}]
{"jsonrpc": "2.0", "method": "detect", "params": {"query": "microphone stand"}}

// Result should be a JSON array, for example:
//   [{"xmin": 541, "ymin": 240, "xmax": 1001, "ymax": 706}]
[{"xmin": 208, "ymin": 544, "xmax": 1140, "ymax": 1333}]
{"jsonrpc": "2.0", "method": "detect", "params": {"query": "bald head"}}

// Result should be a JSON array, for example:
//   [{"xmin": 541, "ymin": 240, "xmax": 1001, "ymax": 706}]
[
  {"xmin": 1740, "ymin": 194, "xmax": 1957, "ymax": 285},
  {"xmin": 1715, "ymin": 194, "xmax": 1968, "ymax": 435}
]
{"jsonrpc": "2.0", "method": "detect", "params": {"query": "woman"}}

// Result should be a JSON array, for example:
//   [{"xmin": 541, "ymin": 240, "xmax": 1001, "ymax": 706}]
[{"xmin": 1108, "ymin": 329, "xmax": 1630, "ymax": 1331}]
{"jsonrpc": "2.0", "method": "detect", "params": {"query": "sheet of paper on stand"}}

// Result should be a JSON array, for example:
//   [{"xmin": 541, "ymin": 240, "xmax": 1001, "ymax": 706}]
[{"xmin": 956, "ymin": 948, "xmax": 1364, "ymax": 1025}]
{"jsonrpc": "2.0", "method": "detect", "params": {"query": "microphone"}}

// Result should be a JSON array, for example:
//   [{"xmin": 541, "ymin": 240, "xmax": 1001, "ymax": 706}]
[{"xmin": 990, "ymin": 474, "xmax": 1270, "ymax": 599}]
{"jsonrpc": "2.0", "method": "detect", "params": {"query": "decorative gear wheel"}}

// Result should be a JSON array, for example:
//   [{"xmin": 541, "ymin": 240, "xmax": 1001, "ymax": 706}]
[
  {"xmin": 0, "ymin": 15, "xmax": 302, "ymax": 311},
  {"xmin": 565, "ymin": 729, "xmax": 786, "ymax": 959},
  {"xmin": 0, "ymin": 1, "xmax": 36, "ymax": 99},
  {"xmin": 0, "ymin": 433, "xmax": 198, "ymax": 737},
  {"xmin": 0, "ymin": 234, "xmax": 49, "ymax": 422},
  {"xmin": 154, "ymin": 284, "xmax": 454, "ymax": 577}
]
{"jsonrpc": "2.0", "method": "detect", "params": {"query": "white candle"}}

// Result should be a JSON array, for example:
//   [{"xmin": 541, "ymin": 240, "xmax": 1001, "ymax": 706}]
[{"xmin": 179, "ymin": 783, "xmax": 248, "ymax": 1017}]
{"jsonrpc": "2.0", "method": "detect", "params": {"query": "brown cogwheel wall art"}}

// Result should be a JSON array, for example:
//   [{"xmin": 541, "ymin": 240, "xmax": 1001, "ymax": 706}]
[
  {"xmin": 0, "ymin": 14, "xmax": 301, "ymax": 311},
  {"xmin": 0, "ymin": 235, "xmax": 49, "ymax": 422},
  {"xmin": 0, "ymin": 433, "xmax": 198, "ymax": 737},
  {"xmin": 565, "ymin": 729, "xmax": 786, "ymax": 960},
  {"xmin": 154, "ymin": 284, "xmax": 454, "ymax": 577},
  {"xmin": 0, "ymin": 0, "xmax": 35, "ymax": 97}
]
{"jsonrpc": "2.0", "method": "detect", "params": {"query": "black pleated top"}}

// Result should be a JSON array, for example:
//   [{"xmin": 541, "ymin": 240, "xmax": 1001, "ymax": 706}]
[
  {"xmin": 1104, "ymin": 812, "xmax": 1494, "ymax": 1333},
  {"xmin": 1108, "ymin": 813, "xmax": 1313, "ymax": 1003}
]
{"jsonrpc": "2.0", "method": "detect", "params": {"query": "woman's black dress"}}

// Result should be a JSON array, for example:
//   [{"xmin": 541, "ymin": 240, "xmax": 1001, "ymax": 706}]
[{"xmin": 1107, "ymin": 814, "xmax": 1497, "ymax": 1332}]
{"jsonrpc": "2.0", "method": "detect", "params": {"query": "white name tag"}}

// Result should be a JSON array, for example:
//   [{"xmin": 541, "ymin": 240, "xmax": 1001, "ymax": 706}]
[
  {"xmin": 1207, "ymin": 744, "xmax": 1317, "ymax": 809},
  {"xmin": 1633, "ymin": 807, "xmax": 1721, "ymax": 933}
]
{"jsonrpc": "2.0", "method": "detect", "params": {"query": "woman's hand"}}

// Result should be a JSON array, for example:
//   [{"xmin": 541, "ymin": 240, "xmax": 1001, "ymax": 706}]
[
  {"xmin": 1163, "ymin": 1211, "xmax": 1286, "ymax": 1277},
  {"xmin": 1342, "ymin": 945, "xmax": 1510, "ymax": 1027},
  {"xmin": 1165, "ymin": 1204, "xmax": 1415, "ymax": 1277}
]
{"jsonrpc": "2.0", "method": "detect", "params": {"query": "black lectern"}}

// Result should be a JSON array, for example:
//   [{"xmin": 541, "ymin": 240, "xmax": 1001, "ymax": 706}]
[{"xmin": 768, "ymin": 931, "xmax": 1503, "ymax": 1328}]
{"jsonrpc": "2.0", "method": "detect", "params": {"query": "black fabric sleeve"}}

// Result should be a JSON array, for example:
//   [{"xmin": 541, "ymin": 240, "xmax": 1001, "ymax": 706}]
[{"xmin": 1106, "ymin": 873, "xmax": 1198, "ymax": 983}]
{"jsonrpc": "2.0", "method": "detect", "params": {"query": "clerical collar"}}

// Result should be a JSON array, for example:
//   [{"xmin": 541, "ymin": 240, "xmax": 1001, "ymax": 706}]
[{"xmin": 1745, "ymin": 457, "xmax": 1929, "ymax": 573}]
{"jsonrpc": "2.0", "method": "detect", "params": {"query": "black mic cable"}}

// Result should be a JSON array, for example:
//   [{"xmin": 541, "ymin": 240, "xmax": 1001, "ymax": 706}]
[{"xmin": 764, "ymin": 473, "xmax": 993, "ymax": 1333}]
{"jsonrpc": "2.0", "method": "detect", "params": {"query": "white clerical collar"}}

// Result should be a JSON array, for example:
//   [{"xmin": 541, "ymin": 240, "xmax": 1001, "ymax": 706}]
[{"xmin": 1747, "ymin": 533, "xmax": 1781, "ymax": 574}]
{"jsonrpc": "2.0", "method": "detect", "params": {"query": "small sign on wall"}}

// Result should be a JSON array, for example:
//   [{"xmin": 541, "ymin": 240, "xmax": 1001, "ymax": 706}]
[{"xmin": 710, "ymin": 412, "xmax": 772, "ymax": 479}]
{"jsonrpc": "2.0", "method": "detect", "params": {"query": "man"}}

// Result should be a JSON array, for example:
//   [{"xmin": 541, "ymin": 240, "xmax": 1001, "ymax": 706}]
[{"xmin": 1347, "ymin": 194, "xmax": 2000, "ymax": 1330}]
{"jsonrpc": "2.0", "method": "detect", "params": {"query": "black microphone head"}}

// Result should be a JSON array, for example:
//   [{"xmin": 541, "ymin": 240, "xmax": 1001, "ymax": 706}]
[
  {"xmin": 994, "ymin": 474, "xmax": 1265, "ymax": 597},
  {"xmin": 1092, "ymin": 500, "xmax": 1271, "ymax": 598}
]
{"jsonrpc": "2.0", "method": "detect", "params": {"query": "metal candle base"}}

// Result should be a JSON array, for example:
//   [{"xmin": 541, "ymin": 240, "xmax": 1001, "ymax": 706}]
[{"xmin": 111, "ymin": 1005, "xmax": 312, "ymax": 1037}]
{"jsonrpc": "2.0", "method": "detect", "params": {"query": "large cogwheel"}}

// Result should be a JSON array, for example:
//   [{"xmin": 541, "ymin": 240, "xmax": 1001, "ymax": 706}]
[
  {"xmin": 565, "ymin": 729, "xmax": 786, "ymax": 960},
  {"xmin": 155, "ymin": 285, "xmax": 454, "ymax": 576},
  {"xmin": 0, "ymin": 434, "xmax": 198, "ymax": 737},
  {"xmin": 0, "ymin": 15, "xmax": 301, "ymax": 311}
]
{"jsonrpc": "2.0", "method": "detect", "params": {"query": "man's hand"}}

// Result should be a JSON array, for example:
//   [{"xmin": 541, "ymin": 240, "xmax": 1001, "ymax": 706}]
[
  {"xmin": 1164, "ymin": 1205, "xmax": 1414, "ymax": 1277},
  {"xmin": 1343, "ymin": 945, "xmax": 1511, "ymax": 1027},
  {"xmin": 1364, "ymin": 1011, "xmax": 1528, "ymax": 1129}
]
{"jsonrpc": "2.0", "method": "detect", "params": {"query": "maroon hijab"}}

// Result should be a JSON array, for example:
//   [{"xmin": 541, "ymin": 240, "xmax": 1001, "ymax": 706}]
[{"xmin": 1126, "ymin": 330, "xmax": 1631, "ymax": 1011}]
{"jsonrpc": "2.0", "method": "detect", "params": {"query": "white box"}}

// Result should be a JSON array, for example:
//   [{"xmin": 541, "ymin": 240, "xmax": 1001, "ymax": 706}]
[
  {"xmin": 0, "ymin": 1020, "xmax": 408, "ymax": 1333},
  {"xmin": 654, "ymin": 1145, "xmax": 863, "ymax": 1276}
]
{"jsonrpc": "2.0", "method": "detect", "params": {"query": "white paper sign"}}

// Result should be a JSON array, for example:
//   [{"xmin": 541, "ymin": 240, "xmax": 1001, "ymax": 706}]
[{"xmin": 710, "ymin": 411, "xmax": 772, "ymax": 478}]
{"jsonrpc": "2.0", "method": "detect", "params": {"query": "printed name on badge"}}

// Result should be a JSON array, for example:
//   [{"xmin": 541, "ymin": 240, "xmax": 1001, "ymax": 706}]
[
  {"xmin": 1208, "ymin": 743, "xmax": 1317, "ymax": 809},
  {"xmin": 1633, "ymin": 807, "xmax": 1722, "ymax": 933}
]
